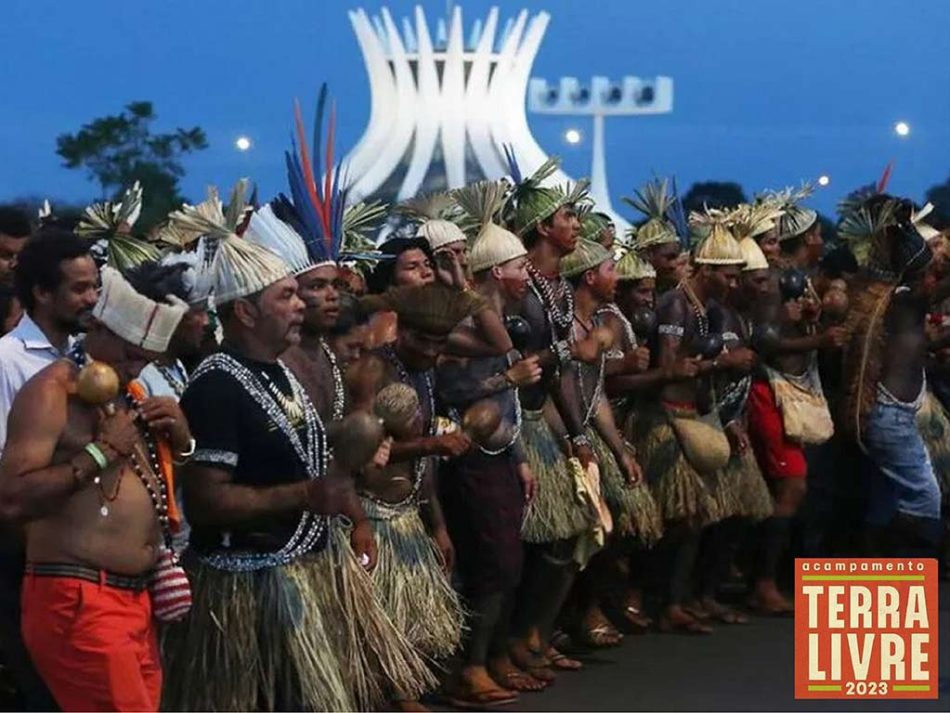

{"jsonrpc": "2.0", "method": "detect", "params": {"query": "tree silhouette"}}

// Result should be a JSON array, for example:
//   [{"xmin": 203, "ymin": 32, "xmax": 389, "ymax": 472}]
[
  {"xmin": 56, "ymin": 101, "xmax": 207, "ymax": 230},
  {"xmin": 681, "ymin": 181, "xmax": 747, "ymax": 215},
  {"xmin": 925, "ymin": 175, "xmax": 950, "ymax": 228}
]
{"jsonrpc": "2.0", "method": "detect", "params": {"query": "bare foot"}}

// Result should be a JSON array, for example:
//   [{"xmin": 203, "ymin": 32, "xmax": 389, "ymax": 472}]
[
  {"xmin": 750, "ymin": 580, "xmax": 794, "ymax": 615},
  {"xmin": 657, "ymin": 604, "xmax": 714, "ymax": 635},
  {"xmin": 700, "ymin": 596, "xmax": 749, "ymax": 624},
  {"xmin": 509, "ymin": 639, "xmax": 556, "ymax": 683}
]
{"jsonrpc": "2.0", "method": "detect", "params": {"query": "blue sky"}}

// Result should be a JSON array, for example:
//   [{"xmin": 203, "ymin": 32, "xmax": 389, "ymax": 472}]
[{"xmin": 1, "ymin": 0, "xmax": 948, "ymax": 217}]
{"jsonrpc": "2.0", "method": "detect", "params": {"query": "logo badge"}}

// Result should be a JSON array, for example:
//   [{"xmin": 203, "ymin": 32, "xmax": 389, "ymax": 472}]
[{"xmin": 795, "ymin": 558, "xmax": 938, "ymax": 699}]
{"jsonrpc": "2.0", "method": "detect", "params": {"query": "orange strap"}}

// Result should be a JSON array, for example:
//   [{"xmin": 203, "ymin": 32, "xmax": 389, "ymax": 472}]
[{"xmin": 127, "ymin": 381, "xmax": 181, "ymax": 532}]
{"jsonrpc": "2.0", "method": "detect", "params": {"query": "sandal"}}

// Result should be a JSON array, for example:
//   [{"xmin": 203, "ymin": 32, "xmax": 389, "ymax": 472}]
[
  {"xmin": 579, "ymin": 624, "xmax": 624, "ymax": 648},
  {"xmin": 619, "ymin": 604, "xmax": 652, "ymax": 632},
  {"xmin": 442, "ymin": 684, "xmax": 518, "ymax": 711},
  {"xmin": 545, "ymin": 648, "xmax": 584, "ymax": 671}
]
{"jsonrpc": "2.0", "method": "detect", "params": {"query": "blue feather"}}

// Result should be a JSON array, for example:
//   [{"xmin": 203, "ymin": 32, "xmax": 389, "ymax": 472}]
[
  {"xmin": 502, "ymin": 144, "xmax": 522, "ymax": 184},
  {"xmin": 313, "ymin": 83, "xmax": 328, "ymax": 200},
  {"xmin": 668, "ymin": 176, "xmax": 689, "ymax": 247}
]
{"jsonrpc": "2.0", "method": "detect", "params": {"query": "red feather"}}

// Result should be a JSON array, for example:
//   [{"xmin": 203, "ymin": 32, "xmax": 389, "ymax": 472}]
[
  {"xmin": 876, "ymin": 161, "xmax": 893, "ymax": 194},
  {"xmin": 294, "ymin": 99, "xmax": 324, "ymax": 228},
  {"xmin": 321, "ymin": 103, "xmax": 337, "ymax": 249}
]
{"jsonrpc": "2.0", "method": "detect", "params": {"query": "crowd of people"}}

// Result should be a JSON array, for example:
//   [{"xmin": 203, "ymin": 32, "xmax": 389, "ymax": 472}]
[{"xmin": 0, "ymin": 88, "xmax": 947, "ymax": 712}]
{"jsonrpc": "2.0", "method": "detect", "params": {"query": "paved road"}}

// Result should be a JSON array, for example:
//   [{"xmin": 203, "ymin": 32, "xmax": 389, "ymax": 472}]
[{"xmin": 491, "ymin": 587, "xmax": 949, "ymax": 712}]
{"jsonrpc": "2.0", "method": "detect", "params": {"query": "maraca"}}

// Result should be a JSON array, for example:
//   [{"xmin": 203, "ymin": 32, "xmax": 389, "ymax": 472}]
[
  {"xmin": 76, "ymin": 361, "xmax": 120, "ymax": 407},
  {"xmin": 504, "ymin": 315, "xmax": 532, "ymax": 353},
  {"xmin": 629, "ymin": 306, "xmax": 657, "ymax": 341},
  {"xmin": 821, "ymin": 288, "xmax": 849, "ymax": 322},
  {"xmin": 750, "ymin": 322, "xmax": 781, "ymax": 356},
  {"xmin": 591, "ymin": 325, "xmax": 615, "ymax": 351},
  {"xmin": 327, "ymin": 412, "xmax": 386, "ymax": 471},
  {"xmin": 462, "ymin": 399, "xmax": 502, "ymax": 447},
  {"xmin": 692, "ymin": 333, "xmax": 724, "ymax": 360},
  {"xmin": 778, "ymin": 269, "xmax": 807, "ymax": 302}
]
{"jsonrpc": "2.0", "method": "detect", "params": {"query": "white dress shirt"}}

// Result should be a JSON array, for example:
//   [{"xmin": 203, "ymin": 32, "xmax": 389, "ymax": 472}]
[{"xmin": 0, "ymin": 314, "xmax": 73, "ymax": 456}]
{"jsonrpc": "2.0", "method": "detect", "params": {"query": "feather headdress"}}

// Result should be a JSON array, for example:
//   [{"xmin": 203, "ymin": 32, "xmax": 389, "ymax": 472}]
[
  {"xmin": 765, "ymin": 183, "xmax": 818, "ymax": 241},
  {"xmin": 580, "ymin": 211, "xmax": 613, "ymax": 243},
  {"xmin": 689, "ymin": 207, "xmax": 744, "ymax": 265},
  {"xmin": 159, "ymin": 238, "xmax": 215, "ymax": 306},
  {"xmin": 162, "ymin": 180, "xmax": 253, "ymax": 248},
  {"xmin": 502, "ymin": 147, "xmax": 572, "ymax": 236},
  {"xmin": 727, "ymin": 202, "xmax": 784, "ymax": 242},
  {"xmin": 276, "ymin": 83, "xmax": 348, "ymax": 267},
  {"xmin": 453, "ymin": 180, "xmax": 526, "ymax": 273},
  {"xmin": 560, "ymin": 238, "xmax": 613, "ymax": 279},
  {"xmin": 622, "ymin": 178, "xmax": 680, "ymax": 251},
  {"xmin": 165, "ymin": 179, "xmax": 290, "ymax": 305},
  {"xmin": 615, "ymin": 248, "xmax": 656, "ymax": 281},
  {"xmin": 75, "ymin": 182, "xmax": 163, "ymax": 271},
  {"xmin": 397, "ymin": 191, "xmax": 467, "ymax": 251}
]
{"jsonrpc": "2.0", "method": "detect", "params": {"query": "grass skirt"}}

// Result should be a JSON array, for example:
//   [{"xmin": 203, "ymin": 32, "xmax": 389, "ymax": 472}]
[
  {"xmin": 918, "ymin": 390, "xmax": 950, "ymax": 498},
  {"xmin": 729, "ymin": 449, "xmax": 774, "ymax": 521},
  {"xmin": 160, "ymin": 523, "xmax": 436, "ymax": 711},
  {"xmin": 629, "ymin": 403, "xmax": 720, "ymax": 527},
  {"xmin": 587, "ymin": 426, "xmax": 663, "ymax": 546},
  {"xmin": 521, "ymin": 409, "xmax": 593, "ymax": 543},
  {"xmin": 362, "ymin": 498, "xmax": 465, "ymax": 659}
]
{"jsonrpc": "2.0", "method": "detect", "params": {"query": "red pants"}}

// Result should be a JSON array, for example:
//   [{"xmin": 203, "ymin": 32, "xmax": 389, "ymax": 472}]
[
  {"xmin": 21, "ymin": 573, "xmax": 161, "ymax": 712},
  {"xmin": 747, "ymin": 380, "xmax": 807, "ymax": 479}
]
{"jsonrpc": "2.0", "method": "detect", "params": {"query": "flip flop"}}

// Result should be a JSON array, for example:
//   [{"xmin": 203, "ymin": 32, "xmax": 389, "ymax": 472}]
[
  {"xmin": 443, "ymin": 686, "xmax": 519, "ymax": 711},
  {"xmin": 546, "ymin": 649, "xmax": 584, "ymax": 671},
  {"xmin": 624, "ymin": 605, "xmax": 653, "ymax": 629},
  {"xmin": 579, "ymin": 624, "xmax": 624, "ymax": 648}
]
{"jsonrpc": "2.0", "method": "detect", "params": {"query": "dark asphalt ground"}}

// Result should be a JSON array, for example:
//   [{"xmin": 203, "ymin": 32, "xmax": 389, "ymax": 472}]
[{"xmin": 478, "ymin": 585, "xmax": 949, "ymax": 713}]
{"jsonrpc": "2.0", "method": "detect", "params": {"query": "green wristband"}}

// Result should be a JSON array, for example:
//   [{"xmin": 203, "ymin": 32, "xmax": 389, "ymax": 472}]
[{"xmin": 84, "ymin": 442, "xmax": 109, "ymax": 471}]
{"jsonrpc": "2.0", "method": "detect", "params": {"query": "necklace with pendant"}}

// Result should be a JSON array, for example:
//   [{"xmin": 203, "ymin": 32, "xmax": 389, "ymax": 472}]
[{"xmin": 262, "ymin": 372, "xmax": 305, "ymax": 425}]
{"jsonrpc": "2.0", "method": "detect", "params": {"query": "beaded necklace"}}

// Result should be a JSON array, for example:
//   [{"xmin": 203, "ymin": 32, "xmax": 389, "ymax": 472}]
[
  {"xmin": 320, "ymin": 339, "xmax": 346, "ymax": 421},
  {"xmin": 527, "ymin": 260, "xmax": 574, "ymax": 334},
  {"xmin": 571, "ymin": 313, "xmax": 606, "ymax": 427},
  {"xmin": 678, "ymin": 280, "xmax": 709, "ymax": 337},
  {"xmin": 67, "ymin": 345, "xmax": 172, "ymax": 546},
  {"xmin": 596, "ymin": 303, "xmax": 636, "ymax": 351},
  {"xmin": 371, "ymin": 345, "xmax": 432, "ymax": 510}
]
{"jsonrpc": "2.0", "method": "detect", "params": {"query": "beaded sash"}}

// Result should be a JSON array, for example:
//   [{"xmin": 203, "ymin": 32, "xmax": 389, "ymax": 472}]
[{"xmin": 190, "ymin": 353, "xmax": 328, "ymax": 571}]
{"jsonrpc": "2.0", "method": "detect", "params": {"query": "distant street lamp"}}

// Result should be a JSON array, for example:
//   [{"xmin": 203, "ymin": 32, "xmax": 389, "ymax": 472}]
[
  {"xmin": 894, "ymin": 121, "xmax": 910, "ymax": 137},
  {"xmin": 235, "ymin": 136, "xmax": 252, "ymax": 151},
  {"xmin": 817, "ymin": 175, "xmax": 830, "ymax": 187}
]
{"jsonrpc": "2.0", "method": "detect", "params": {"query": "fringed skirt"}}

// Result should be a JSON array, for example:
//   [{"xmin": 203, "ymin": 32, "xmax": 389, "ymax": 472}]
[
  {"xmin": 730, "ymin": 448, "xmax": 774, "ymax": 521},
  {"xmin": 362, "ymin": 498, "xmax": 465, "ymax": 660},
  {"xmin": 160, "ymin": 523, "xmax": 436, "ymax": 712},
  {"xmin": 629, "ymin": 402, "xmax": 720, "ymax": 527},
  {"xmin": 587, "ymin": 426, "xmax": 663, "ymax": 546},
  {"xmin": 521, "ymin": 408, "xmax": 593, "ymax": 543},
  {"xmin": 918, "ymin": 390, "xmax": 950, "ymax": 499}
]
